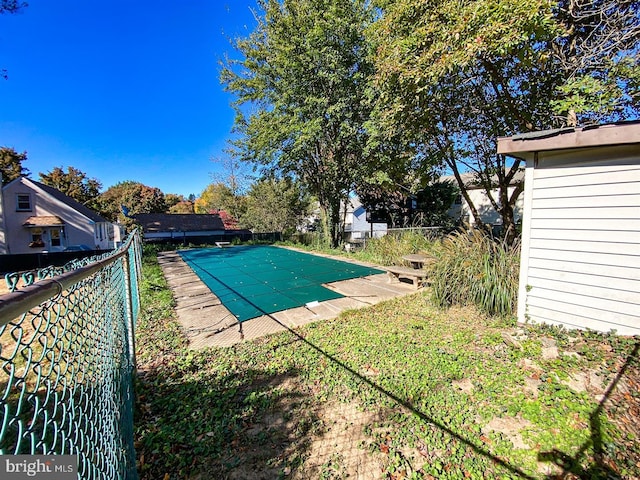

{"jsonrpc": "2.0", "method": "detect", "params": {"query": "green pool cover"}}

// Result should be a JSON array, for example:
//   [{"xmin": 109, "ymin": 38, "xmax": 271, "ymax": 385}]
[{"xmin": 179, "ymin": 245, "xmax": 383, "ymax": 322}]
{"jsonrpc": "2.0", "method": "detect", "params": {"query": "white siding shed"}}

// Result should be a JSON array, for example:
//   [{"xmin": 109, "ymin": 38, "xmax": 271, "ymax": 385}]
[{"xmin": 498, "ymin": 122, "xmax": 640, "ymax": 335}]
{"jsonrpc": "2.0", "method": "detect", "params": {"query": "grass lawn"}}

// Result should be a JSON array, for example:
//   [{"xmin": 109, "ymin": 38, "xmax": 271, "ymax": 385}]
[{"xmin": 134, "ymin": 250, "xmax": 639, "ymax": 480}]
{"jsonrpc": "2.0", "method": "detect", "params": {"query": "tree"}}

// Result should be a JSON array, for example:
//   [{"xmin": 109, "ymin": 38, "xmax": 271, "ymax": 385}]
[
  {"xmin": 39, "ymin": 166, "xmax": 102, "ymax": 206},
  {"xmin": 221, "ymin": 0, "xmax": 377, "ymax": 247},
  {"xmin": 0, "ymin": 147, "xmax": 29, "ymax": 184},
  {"xmin": 369, "ymin": 0, "xmax": 639, "ymax": 244},
  {"xmin": 165, "ymin": 194, "xmax": 195, "ymax": 214},
  {"xmin": 415, "ymin": 180, "xmax": 459, "ymax": 229},
  {"xmin": 164, "ymin": 193, "xmax": 183, "ymax": 210},
  {"xmin": 550, "ymin": 0, "xmax": 640, "ymax": 123},
  {"xmin": 194, "ymin": 183, "xmax": 239, "ymax": 215},
  {"xmin": 96, "ymin": 181, "xmax": 167, "ymax": 224},
  {"xmin": 168, "ymin": 200, "xmax": 195, "ymax": 214},
  {"xmin": 1, "ymin": 1, "xmax": 28, "ymax": 80},
  {"xmin": 0, "ymin": 1, "xmax": 26, "ymax": 14},
  {"xmin": 242, "ymin": 177, "xmax": 312, "ymax": 233},
  {"xmin": 208, "ymin": 156, "xmax": 252, "ymax": 223}
]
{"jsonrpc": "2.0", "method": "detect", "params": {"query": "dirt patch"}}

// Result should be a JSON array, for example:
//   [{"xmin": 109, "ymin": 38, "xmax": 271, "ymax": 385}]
[
  {"xmin": 199, "ymin": 375, "xmax": 385, "ymax": 480},
  {"xmin": 217, "ymin": 400, "xmax": 384, "ymax": 479},
  {"xmin": 600, "ymin": 353, "xmax": 640, "ymax": 474},
  {"xmin": 452, "ymin": 378, "xmax": 474, "ymax": 394},
  {"xmin": 290, "ymin": 401, "xmax": 384, "ymax": 480},
  {"xmin": 482, "ymin": 416, "xmax": 531, "ymax": 450}
]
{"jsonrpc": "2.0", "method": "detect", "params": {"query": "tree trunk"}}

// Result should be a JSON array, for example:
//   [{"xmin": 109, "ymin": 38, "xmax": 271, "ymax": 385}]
[
  {"xmin": 329, "ymin": 200, "xmax": 342, "ymax": 249},
  {"xmin": 502, "ymin": 181, "xmax": 524, "ymax": 246}
]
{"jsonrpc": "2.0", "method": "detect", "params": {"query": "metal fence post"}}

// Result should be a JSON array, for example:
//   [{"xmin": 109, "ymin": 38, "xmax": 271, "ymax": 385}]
[{"xmin": 123, "ymin": 249, "xmax": 137, "ymax": 373}]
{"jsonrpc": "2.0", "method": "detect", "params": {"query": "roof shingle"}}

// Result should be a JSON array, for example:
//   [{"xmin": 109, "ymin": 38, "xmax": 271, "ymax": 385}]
[
  {"xmin": 22, "ymin": 215, "xmax": 65, "ymax": 227},
  {"xmin": 134, "ymin": 213, "xmax": 225, "ymax": 233}
]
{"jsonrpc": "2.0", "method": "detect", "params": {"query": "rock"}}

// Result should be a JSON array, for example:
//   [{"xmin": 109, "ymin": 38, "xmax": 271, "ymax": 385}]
[
  {"xmin": 542, "ymin": 346, "xmax": 559, "ymax": 360},
  {"xmin": 518, "ymin": 358, "xmax": 543, "ymax": 372},
  {"xmin": 501, "ymin": 332, "xmax": 523, "ymax": 350},
  {"xmin": 562, "ymin": 369, "xmax": 605, "ymax": 394},
  {"xmin": 540, "ymin": 337, "xmax": 557, "ymax": 348},
  {"xmin": 564, "ymin": 372, "xmax": 588, "ymax": 393}
]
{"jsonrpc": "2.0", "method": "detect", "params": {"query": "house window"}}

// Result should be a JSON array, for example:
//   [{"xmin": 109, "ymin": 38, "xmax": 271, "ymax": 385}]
[
  {"xmin": 29, "ymin": 228, "xmax": 44, "ymax": 248},
  {"xmin": 50, "ymin": 228, "xmax": 61, "ymax": 247},
  {"xmin": 16, "ymin": 194, "xmax": 32, "ymax": 211}
]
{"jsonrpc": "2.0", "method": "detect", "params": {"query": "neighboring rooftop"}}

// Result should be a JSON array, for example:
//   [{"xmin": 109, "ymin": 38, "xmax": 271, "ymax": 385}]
[
  {"xmin": 134, "ymin": 213, "xmax": 225, "ymax": 233},
  {"xmin": 440, "ymin": 167, "xmax": 525, "ymax": 189},
  {"xmin": 4, "ymin": 177, "xmax": 109, "ymax": 224},
  {"xmin": 22, "ymin": 215, "xmax": 64, "ymax": 227}
]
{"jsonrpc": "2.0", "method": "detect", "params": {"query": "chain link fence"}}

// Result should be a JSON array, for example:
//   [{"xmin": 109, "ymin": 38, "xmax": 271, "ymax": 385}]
[{"xmin": 0, "ymin": 231, "xmax": 142, "ymax": 479}]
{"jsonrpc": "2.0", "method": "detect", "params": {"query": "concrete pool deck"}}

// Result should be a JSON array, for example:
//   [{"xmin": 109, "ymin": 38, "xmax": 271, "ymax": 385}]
[{"xmin": 158, "ymin": 247, "xmax": 422, "ymax": 349}]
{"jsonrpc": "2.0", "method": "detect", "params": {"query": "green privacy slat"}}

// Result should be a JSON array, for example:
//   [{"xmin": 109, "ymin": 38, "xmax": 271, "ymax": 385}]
[
  {"xmin": 179, "ymin": 246, "xmax": 383, "ymax": 322},
  {"xmin": 0, "ymin": 232, "xmax": 141, "ymax": 480}
]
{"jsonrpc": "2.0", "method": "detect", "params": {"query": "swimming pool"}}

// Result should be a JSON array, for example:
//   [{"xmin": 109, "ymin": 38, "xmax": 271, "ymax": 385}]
[{"xmin": 179, "ymin": 245, "xmax": 383, "ymax": 322}]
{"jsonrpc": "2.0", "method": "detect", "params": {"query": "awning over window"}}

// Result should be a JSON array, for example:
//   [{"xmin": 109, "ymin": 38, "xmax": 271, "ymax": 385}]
[{"xmin": 22, "ymin": 216, "xmax": 65, "ymax": 227}]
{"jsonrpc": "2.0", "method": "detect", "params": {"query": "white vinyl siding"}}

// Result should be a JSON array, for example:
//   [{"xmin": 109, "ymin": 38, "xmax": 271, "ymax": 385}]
[{"xmin": 520, "ymin": 147, "xmax": 640, "ymax": 335}]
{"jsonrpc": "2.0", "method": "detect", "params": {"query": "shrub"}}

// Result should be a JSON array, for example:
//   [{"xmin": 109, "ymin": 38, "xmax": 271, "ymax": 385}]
[
  {"xmin": 430, "ymin": 230, "xmax": 520, "ymax": 317},
  {"xmin": 355, "ymin": 230, "xmax": 436, "ymax": 266}
]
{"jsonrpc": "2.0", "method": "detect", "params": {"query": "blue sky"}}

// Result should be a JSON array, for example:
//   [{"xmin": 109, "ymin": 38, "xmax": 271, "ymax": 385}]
[{"xmin": 0, "ymin": 1, "xmax": 258, "ymax": 198}]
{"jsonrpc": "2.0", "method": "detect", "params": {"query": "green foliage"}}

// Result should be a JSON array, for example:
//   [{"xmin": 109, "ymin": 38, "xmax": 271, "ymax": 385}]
[
  {"xmin": 280, "ymin": 232, "xmax": 336, "ymax": 252},
  {"xmin": 430, "ymin": 230, "xmax": 520, "ymax": 316},
  {"xmin": 369, "ymin": 0, "xmax": 639, "ymax": 244},
  {"xmin": 371, "ymin": 0, "xmax": 638, "ymax": 127},
  {"xmin": 551, "ymin": 56, "xmax": 640, "ymax": 121},
  {"xmin": 354, "ymin": 230, "xmax": 436, "ymax": 266},
  {"xmin": 135, "ymin": 262, "xmax": 639, "ymax": 478},
  {"xmin": 38, "ymin": 165, "xmax": 102, "ymax": 206},
  {"xmin": 194, "ymin": 182, "xmax": 239, "ymax": 216},
  {"xmin": 241, "ymin": 177, "xmax": 312, "ymax": 233},
  {"xmin": 415, "ymin": 180, "xmax": 459, "ymax": 228},
  {"xmin": 0, "ymin": 146, "xmax": 29, "ymax": 184},
  {"xmin": 95, "ymin": 180, "xmax": 167, "ymax": 224},
  {"xmin": 221, "ymin": 0, "xmax": 378, "ymax": 247},
  {"xmin": 136, "ymin": 247, "xmax": 187, "ymax": 362},
  {"xmin": 165, "ymin": 193, "xmax": 195, "ymax": 214}
]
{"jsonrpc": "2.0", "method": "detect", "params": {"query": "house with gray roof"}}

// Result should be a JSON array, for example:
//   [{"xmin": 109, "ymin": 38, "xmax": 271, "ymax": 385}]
[
  {"xmin": 134, "ymin": 213, "xmax": 253, "ymax": 244},
  {"xmin": 441, "ymin": 168, "xmax": 526, "ymax": 229},
  {"xmin": 0, "ymin": 176, "xmax": 121, "ymax": 254}
]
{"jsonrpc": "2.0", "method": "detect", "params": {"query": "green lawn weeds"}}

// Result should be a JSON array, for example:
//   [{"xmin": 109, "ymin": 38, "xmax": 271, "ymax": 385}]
[{"xmin": 134, "ymin": 250, "xmax": 639, "ymax": 479}]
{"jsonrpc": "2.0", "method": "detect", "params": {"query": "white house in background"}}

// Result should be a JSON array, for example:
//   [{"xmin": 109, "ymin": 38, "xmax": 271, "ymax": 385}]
[
  {"xmin": 498, "ymin": 121, "xmax": 640, "ymax": 336},
  {"xmin": 342, "ymin": 196, "xmax": 387, "ymax": 241},
  {"xmin": 442, "ymin": 169, "xmax": 525, "ymax": 229},
  {"xmin": 0, "ymin": 177, "xmax": 120, "ymax": 254}
]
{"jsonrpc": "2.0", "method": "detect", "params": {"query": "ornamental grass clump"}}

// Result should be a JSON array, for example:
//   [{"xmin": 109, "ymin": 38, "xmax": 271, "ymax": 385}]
[
  {"xmin": 359, "ymin": 230, "xmax": 435, "ymax": 266},
  {"xmin": 431, "ymin": 229, "xmax": 520, "ymax": 317}
]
